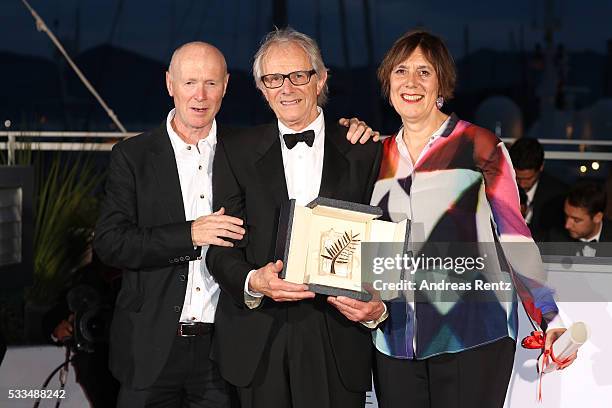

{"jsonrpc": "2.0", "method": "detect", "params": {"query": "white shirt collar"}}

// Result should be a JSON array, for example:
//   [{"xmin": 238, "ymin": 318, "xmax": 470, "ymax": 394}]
[
  {"xmin": 523, "ymin": 179, "xmax": 539, "ymax": 224},
  {"xmin": 277, "ymin": 107, "xmax": 325, "ymax": 206},
  {"xmin": 395, "ymin": 116, "xmax": 451, "ymax": 164},
  {"xmin": 277, "ymin": 106, "xmax": 325, "ymax": 148},
  {"xmin": 166, "ymin": 108, "xmax": 217, "ymax": 152},
  {"xmin": 526, "ymin": 179, "xmax": 539, "ymax": 204},
  {"xmin": 580, "ymin": 222, "xmax": 603, "ymax": 242}
]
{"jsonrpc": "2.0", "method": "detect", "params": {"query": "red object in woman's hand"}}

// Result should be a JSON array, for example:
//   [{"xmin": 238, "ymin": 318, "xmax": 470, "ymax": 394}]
[{"xmin": 521, "ymin": 330, "xmax": 545, "ymax": 349}]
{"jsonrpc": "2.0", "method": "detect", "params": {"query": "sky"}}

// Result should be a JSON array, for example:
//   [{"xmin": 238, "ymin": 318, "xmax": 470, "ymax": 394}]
[{"xmin": 2, "ymin": 0, "xmax": 611, "ymax": 69}]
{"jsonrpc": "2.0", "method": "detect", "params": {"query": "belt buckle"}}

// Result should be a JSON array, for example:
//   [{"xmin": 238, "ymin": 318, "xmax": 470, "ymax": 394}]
[{"xmin": 178, "ymin": 322, "xmax": 198, "ymax": 337}]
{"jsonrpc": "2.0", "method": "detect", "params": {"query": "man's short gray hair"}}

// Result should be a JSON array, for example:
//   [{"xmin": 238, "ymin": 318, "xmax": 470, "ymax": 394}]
[{"xmin": 253, "ymin": 27, "xmax": 329, "ymax": 106}]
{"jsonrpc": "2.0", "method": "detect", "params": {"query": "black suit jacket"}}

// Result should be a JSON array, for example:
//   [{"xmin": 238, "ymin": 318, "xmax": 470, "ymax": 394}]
[
  {"xmin": 529, "ymin": 171, "xmax": 567, "ymax": 241},
  {"xmin": 600, "ymin": 221, "xmax": 611, "ymax": 243},
  {"xmin": 94, "ymin": 124, "xmax": 222, "ymax": 389},
  {"xmin": 207, "ymin": 120, "xmax": 382, "ymax": 391},
  {"xmin": 545, "ymin": 220, "xmax": 612, "ymax": 256}
]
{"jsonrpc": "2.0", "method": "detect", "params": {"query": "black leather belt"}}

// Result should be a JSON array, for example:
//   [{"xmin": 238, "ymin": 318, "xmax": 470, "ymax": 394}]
[{"xmin": 177, "ymin": 322, "xmax": 214, "ymax": 337}]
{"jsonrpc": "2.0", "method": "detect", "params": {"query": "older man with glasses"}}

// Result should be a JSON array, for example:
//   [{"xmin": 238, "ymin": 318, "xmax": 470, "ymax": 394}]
[{"xmin": 206, "ymin": 28, "xmax": 386, "ymax": 408}]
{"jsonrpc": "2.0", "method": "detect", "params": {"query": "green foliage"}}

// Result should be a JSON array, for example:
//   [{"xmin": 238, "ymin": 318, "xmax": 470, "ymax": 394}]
[{"xmin": 25, "ymin": 152, "xmax": 103, "ymax": 306}]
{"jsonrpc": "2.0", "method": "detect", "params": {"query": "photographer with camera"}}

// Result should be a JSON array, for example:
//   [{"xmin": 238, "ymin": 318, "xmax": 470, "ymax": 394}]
[
  {"xmin": 51, "ymin": 314, "xmax": 74, "ymax": 343},
  {"xmin": 42, "ymin": 254, "xmax": 120, "ymax": 408}
]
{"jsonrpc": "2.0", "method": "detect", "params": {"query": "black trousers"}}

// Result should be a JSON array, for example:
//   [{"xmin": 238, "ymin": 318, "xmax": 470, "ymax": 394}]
[
  {"xmin": 237, "ymin": 299, "xmax": 365, "ymax": 408},
  {"xmin": 373, "ymin": 337, "xmax": 516, "ymax": 408},
  {"xmin": 117, "ymin": 333, "xmax": 233, "ymax": 408}
]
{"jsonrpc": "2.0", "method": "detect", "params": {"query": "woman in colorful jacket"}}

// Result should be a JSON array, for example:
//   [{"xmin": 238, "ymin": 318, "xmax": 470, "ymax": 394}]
[{"xmin": 370, "ymin": 30, "xmax": 577, "ymax": 408}]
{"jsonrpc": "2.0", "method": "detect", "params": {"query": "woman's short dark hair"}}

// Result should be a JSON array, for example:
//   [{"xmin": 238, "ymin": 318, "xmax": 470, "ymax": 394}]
[{"xmin": 377, "ymin": 30, "xmax": 456, "ymax": 101}]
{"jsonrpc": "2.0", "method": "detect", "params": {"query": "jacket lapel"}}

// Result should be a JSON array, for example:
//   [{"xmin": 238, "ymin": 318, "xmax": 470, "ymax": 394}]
[
  {"xmin": 255, "ymin": 124, "xmax": 289, "ymax": 206},
  {"xmin": 600, "ymin": 220, "xmax": 610, "ymax": 243},
  {"xmin": 148, "ymin": 125, "xmax": 186, "ymax": 222},
  {"xmin": 319, "ymin": 121, "xmax": 349, "ymax": 198}
]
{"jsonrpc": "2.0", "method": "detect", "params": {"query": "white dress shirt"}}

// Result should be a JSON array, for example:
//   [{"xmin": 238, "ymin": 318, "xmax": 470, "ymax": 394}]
[
  {"xmin": 278, "ymin": 107, "xmax": 326, "ymax": 206},
  {"xmin": 243, "ymin": 109, "xmax": 388, "ymax": 327},
  {"xmin": 578, "ymin": 222, "xmax": 603, "ymax": 257},
  {"xmin": 166, "ymin": 109, "xmax": 219, "ymax": 323},
  {"xmin": 243, "ymin": 108, "xmax": 326, "ymax": 301},
  {"xmin": 524, "ymin": 179, "xmax": 539, "ymax": 224}
]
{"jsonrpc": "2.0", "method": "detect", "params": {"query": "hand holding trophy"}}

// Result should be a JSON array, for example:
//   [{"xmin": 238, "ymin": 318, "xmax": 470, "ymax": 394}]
[{"xmin": 249, "ymin": 260, "xmax": 316, "ymax": 302}]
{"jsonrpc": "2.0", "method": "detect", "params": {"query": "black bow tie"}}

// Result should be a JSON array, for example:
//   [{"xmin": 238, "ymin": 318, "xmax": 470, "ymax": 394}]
[{"xmin": 283, "ymin": 130, "xmax": 315, "ymax": 149}]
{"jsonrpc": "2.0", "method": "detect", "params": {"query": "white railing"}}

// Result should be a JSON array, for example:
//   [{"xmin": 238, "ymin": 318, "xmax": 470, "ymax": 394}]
[
  {"xmin": 499, "ymin": 138, "xmax": 612, "ymax": 161},
  {"xmin": 1, "ymin": 132, "xmax": 611, "ymax": 160},
  {"xmin": 0, "ymin": 132, "xmax": 138, "ymax": 159}
]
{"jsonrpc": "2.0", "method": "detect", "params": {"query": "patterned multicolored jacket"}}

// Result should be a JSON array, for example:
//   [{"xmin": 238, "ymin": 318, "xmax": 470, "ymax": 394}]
[{"xmin": 371, "ymin": 114, "xmax": 559, "ymax": 359}]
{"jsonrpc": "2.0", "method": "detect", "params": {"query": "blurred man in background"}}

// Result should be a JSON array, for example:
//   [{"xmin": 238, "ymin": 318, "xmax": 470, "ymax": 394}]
[
  {"xmin": 509, "ymin": 138, "xmax": 567, "ymax": 241},
  {"xmin": 548, "ymin": 180, "xmax": 611, "ymax": 256}
]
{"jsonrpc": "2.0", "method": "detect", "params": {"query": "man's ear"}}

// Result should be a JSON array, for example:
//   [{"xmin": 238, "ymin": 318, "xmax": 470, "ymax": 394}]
[
  {"xmin": 166, "ymin": 71, "xmax": 173, "ymax": 97},
  {"xmin": 222, "ymin": 73, "xmax": 230, "ymax": 97},
  {"xmin": 316, "ymin": 70, "xmax": 328, "ymax": 95},
  {"xmin": 593, "ymin": 211, "xmax": 604, "ymax": 225}
]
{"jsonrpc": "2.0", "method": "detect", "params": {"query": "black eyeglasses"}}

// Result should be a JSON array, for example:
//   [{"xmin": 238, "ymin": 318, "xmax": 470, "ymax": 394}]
[{"xmin": 260, "ymin": 69, "xmax": 317, "ymax": 89}]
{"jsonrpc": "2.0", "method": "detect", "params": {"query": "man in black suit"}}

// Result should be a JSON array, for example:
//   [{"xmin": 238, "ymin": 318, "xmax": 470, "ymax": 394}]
[
  {"xmin": 207, "ymin": 28, "xmax": 386, "ymax": 408},
  {"xmin": 509, "ymin": 138, "xmax": 567, "ymax": 241},
  {"xmin": 548, "ymin": 180, "xmax": 611, "ymax": 257},
  {"xmin": 94, "ymin": 40, "xmax": 377, "ymax": 407},
  {"xmin": 94, "ymin": 42, "xmax": 246, "ymax": 407}
]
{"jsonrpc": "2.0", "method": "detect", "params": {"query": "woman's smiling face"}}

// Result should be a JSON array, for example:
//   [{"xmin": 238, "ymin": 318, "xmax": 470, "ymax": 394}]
[{"xmin": 389, "ymin": 46, "xmax": 440, "ymax": 124}]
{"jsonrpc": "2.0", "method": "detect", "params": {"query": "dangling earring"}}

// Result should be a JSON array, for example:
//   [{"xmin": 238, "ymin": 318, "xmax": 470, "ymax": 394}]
[{"xmin": 436, "ymin": 96, "xmax": 444, "ymax": 110}]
